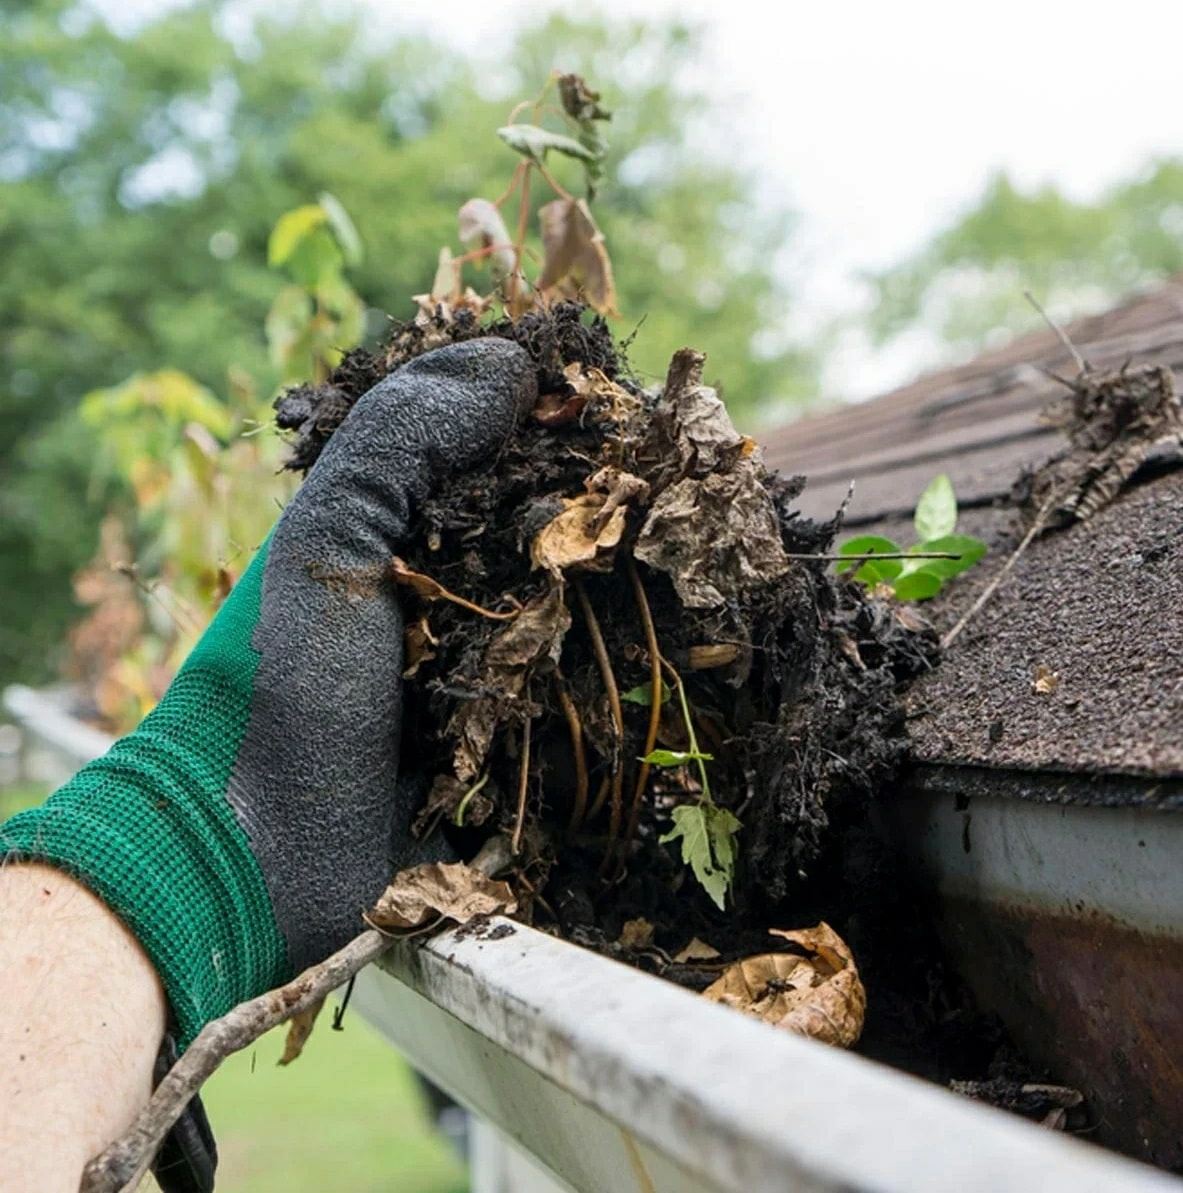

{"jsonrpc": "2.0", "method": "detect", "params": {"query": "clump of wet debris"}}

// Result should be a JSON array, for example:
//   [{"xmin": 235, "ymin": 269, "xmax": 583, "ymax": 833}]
[
  {"xmin": 277, "ymin": 302, "xmax": 1054, "ymax": 1091},
  {"xmin": 277, "ymin": 302, "xmax": 935, "ymax": 927}
]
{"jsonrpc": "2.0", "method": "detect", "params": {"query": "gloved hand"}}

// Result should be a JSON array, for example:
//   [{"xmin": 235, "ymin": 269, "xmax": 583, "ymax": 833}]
[{"xmin": 0, "ymin": 338, "xmax": 536, "ymax": 1191}]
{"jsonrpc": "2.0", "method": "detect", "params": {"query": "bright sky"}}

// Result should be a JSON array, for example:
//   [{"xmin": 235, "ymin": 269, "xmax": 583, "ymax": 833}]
[{"xmin": 96, "ymin": 0, "xmax": 1183, "ymax": 398}]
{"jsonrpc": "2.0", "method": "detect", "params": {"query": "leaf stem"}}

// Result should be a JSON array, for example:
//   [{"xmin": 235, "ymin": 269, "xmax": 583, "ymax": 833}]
[
  {"xmin": 625, "ymin": 560, "xmax": 663, "ymax": 847},
  {"xmin": 660, "ymin": 658, "xmax": 711, "ymax": 805}
]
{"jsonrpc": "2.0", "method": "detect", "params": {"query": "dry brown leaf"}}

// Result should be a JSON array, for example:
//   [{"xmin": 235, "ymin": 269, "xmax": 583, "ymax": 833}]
[
  {"xmin": 279, "ymin": 997, "xmax": 325, "ymax": 1066},
  {"xmin": 449, "ymin": 586, "xmax": 570, "ymax": 779},
  {"xmin": 533, "ymin": 389, "xmax": 588, "ymax": 428},
  {"xmin": 702, "ymin": 922, "xmax": 865, "ymax": 1048},
  {"xmin": 537, "ymin": 198, "xmax": 618, "ymax": 315},
  {"xmin": 457, "ymin": 198, "xmax": 516, "ymax": 280},
  {"xmin": 562, "ymin": 363, "xmax": 641, "ymax": 425},
  {"xmin": 531, "ymin": 468, "xmax": 647, "ymax": 577},
  {"xmin": 617, "ymin": 918, "xmax": 655, "ymax": 950},
  {"xmin": 635, "ymin": 466, "xmax": 791, "ymax": 608},
  {"xmin": 674, "ymin": 937, "xmax": 722, "ymax": 963},
  {"xmin": 367, "ymin": 861, "xmax": 517, "ymax": 933},
  {"xmin": 403, "ymin": 616, "xmax": 439, "ymax": 678},
  {"xmin": 1032, "ymin": 664, "xmax": 1060, "ymax": 694},
  {"xmin": 391, "ymin": 557, "xmax": 448, "ymax": 602},
  {"xmin": 686, "ymin": 644, "xmax": 740, "ymax": 671}
]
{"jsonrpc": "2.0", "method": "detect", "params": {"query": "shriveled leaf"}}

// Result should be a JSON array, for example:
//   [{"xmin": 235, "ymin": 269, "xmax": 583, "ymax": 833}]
[
  {"xmin": 484, "ymin": 586, "xmax": 570, "ymax": 670},
  {"xmin": 279, "ymin": 997, "xmax": 326, "ymax": 1066},
  {"xmin": 617, "ymin": 918, "xmax": 655, "ymax": 950},
  {"xmin": 703, "ymin": 923, "xmax": 865, "ymax": 1048},
  {"xmin": 497, "ymin": 123, "xmax": 598, "ymax": 164},
  {"xmin": 562, "ymin": 363, "xmax": 640, "ymax": 423},
  {"xmin": 403, "ymin": 616, "xmax": 438, "ymax": 678},
  {"xmin": 457, "ymin": 198, "xmax": 517, "ymax": 279},
  {"xmin": 531, "ymin": 469, "xmax": 646, "ymax": 576},
  {"xmin": 914, "ymin": 473, "xmax": 958, "ymax": 541},
  {"xmin": 1032, "ymin": 664, "xmax": 1060, "ymax": 694},
  {"xmin": 621, "ymin": 681, "xmax": 670, "ymax": 706},
  {"xmin": 687, "ymin": 643, "xmax": 741, "ymax": 670},
  {"xmin": 891, "ymin": 570, "xmax": 943, "ymax": 602},
  {"xmin": 557, "ymin": 73, "xmax": 611, "ymax": 195},
  {"xmin": 636, "ymin": 468, "xmax": 791, "ymax": 608},
  {"xmin": 268, "ymin": 204, "xmax": 326, "ymax": 267},
  {"xmin": 660, "ymin": 802, "xmax": 740, "ymax": 910},
  {"xmin": 644, "ymin": 748, "xmax": 714, "ymax": 767},
  {"xmin": 428, "ymin": 246, "xmax": 460, "ymax": 303},
  {"xmin": 390, "ymin": 557, "xmax": 448, "ymax": 602},
  {"xmin": 367, "ymin": 861, "xmax": 516, "ymax": 932},
  {"xmin": 537, "ymin": 198, "xmax": 618, "ymax": 315},
  {"xmin": 674, "ymin": 937, "xmax": 722, "ymax": 964},
  {"xmin": 318, "ymin": 191, "xmax": 363, "ymax": 266}
]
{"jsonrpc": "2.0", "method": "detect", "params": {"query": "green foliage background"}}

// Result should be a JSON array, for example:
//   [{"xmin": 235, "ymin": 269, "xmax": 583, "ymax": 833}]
[{"xmin": 0, "ymin": 0, "xmax": 813, "ymax": 688}]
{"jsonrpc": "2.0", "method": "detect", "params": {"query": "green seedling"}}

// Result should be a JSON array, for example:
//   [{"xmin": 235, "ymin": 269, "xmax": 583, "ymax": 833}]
[{"xmin": 836, "ymin": 474, "xmax": 987, "ymax": 601}]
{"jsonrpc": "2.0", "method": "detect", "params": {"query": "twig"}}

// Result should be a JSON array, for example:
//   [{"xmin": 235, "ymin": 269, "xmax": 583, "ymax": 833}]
[
  {"xmin": 941, "ymin": 497, "xmax": 1056, "ymax": 649},
  {"xmin": 575, "ymin": 580, "xmax": 625, "ymax": 844},
  {"xmin": 80, "ymin": 930, "xmax": 393, "ymax": 1193},
  {"xmin": 511, "ymin": 713, "xmax": 533, "ymax": 856},
  {"xmin": 624, "ymin": 560, "xmax": 663, "ymax": 850},
  {"xmin": 790, "ymin": 552, "xmax": 963, "ymax": 562},
  {"xmin": 1024, "ymin": 290, "xmax": 1089, "ymax": 375},
  {"xmin": 555, "ymin": 673, "xmax": 590, "ymax": 830}
]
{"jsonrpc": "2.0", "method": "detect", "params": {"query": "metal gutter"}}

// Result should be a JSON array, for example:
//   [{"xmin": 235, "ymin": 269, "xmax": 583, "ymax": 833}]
[{"xmin": 353, "ymin": 919, "xmax": 1180, "ymax": 1193}]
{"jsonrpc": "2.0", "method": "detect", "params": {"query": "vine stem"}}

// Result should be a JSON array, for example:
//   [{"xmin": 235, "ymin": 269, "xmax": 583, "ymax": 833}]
[
  {"xmin": 511, "ymin": 713, "xmax": 533, "ymax": 856},
  {"xmin": 624, "ymin": 560, "xmax": 663, "ymax": 848},
  {"xmin": 659, "ymin": 657, "xmax": 712, "ymax": 804},
  {"xmin": 555, "ymin": 672, "xmax": 590, "ymax": 830}
]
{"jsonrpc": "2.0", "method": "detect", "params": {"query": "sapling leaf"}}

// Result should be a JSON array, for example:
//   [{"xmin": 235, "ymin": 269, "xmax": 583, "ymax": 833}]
[
  {"xmin": 622, "ymin": 682, "xmax": 670, "ymax": 706},
  {"xmin": 914, "ymin": 474, "xmax": 957, "ymax": 541},
  {"xmin": 907, "ymin": 533, "xmax": 988, "ymax": 581},
  {"xmin": 835, "ymin": 535, "xmax": 904, "ymax": 586},
  {"xmin": 317, "ymin": 192, "xmax": 363, "ymax": 267},
  {"xmin": 268, "ymin": 204, "xmax": 326, "ymax": 267},
  {"xmin": 660, "ymin": 803, "xmax": 741, "ymax": 910},
  {"xmin": 497, "ymin": 124, "xmax": 598, "ymax": 164},
  {"xmin": 891, "ymin": 570, "xmax": 943, "ymax": 601},
  {"xmin": 642, "ymin": 748, "xmax": 714, "ymax": 767}
]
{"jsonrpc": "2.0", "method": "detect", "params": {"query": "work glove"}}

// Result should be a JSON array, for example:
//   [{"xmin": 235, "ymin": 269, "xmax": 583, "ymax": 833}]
[{"xmin": 0, "ymin": 339, "xmax": 536, "ymax": 1192}]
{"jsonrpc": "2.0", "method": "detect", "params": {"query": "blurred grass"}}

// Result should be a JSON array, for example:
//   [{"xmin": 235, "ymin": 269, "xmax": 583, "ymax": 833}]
[
  {"xmin": 1, "ymin": 782, "xmax": 465, "ymax": 1193},
  {"xmin": 192, "ymin": 1015, "xmax": 467, "ymax": 1193}
]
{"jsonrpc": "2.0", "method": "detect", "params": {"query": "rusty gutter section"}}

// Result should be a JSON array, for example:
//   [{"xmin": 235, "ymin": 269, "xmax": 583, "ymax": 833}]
[{"xmin": 883, "ymin": 769, "xmax": 1183, "ymax": 1169}]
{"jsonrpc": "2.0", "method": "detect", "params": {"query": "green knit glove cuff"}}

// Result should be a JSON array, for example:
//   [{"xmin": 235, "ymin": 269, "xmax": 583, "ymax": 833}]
[{"xmin": 0, "ymin": 545, "xmax": 287, "ymax": 1048}]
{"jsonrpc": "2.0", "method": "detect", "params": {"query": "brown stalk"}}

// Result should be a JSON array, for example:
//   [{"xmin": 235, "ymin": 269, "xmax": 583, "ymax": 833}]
[
  {"xmin": 575, "ymin": 579, "xmax": 624, "ymax": 843},
  {"xmin": 511, "ymin": 714, "xmax": 533, "ymax": 856},
  {"xmin": 555, "ymin": 672, "xmax": 590, "ymax": 830},
  {"xmin": 624, "ymin": 560, "xmax": 663, "ymax": 849}
]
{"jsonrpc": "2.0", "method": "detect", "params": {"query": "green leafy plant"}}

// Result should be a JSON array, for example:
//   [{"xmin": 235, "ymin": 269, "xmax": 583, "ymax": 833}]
[
  {"xmin": 836, "ymin": 474, "xmax": 987, "ymax": 601},
  {"xmin": 266, "ymin": 192, "xmax": 366, "ymax": 383},
  {"xmin": 643, "ymin": 668, "xmax": 740, "ymax": 911}
]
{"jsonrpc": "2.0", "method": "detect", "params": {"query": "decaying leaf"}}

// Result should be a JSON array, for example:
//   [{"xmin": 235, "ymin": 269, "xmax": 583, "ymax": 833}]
[
  {"xmin": 390, "ymin": 557, "xmax": 448, "ymax": 602},
  {"xmin": 660, "ymin": 802, "xmax": 741, "ymax": 911},
  {"xmin": 1032, "ymin": 664, "xmax": 1060, "ymax": 694},
  {"xmin": 617, "ymin": 918, "xmax": 655, "ymax": 950},
  {"xmin": 703, "ymin": 923, "xmax": 865, "ymax": 1048},
  {"xmin": 674, "ymin": 937, "xmax": 722, "ymax": 964},
  {"xmin": 686, "ymin": 644, "xmax": 741, "ymax": 671},
  {"xmin": 531, "ymin": 467, "xmax": 648, "ymax": 576},
  {"xmin": 279, "ymin": 997, "xmax": 325, "ymax": 1066},
  {"xmin": 457, "ymin": 198, "xmax": 517, "ymax": 280},
  {"xmin": 636, "ymin": 466, "xmax": 791, "ymax": 608},
  {"xmin": 537, "ymin": 198, "xmax": 618, "ymax": 315},
  {"xmin": 562, "ymin": 362, "xmax": 641, "ymax": 424},
  {"xmin": 403, "ymin": 616, "xmax": 439, "ymax": 678},
  {"xmin": 449, "ymin": 586, "xmax": 571, "ymax": 779},
  {"xmin": 367, "ymin": 861, "xmax": 517, "ymax": 933}
]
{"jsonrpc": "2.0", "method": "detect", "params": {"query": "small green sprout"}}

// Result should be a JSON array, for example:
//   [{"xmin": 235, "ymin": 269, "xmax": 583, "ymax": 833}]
[{"xmin": 836, "ymin": 474, "xmax": 987, "ymax": 601}]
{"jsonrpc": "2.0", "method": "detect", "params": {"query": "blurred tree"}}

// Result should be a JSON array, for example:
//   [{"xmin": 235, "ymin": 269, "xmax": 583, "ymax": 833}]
[
  {"xmin": 0, "ymin": 0, "xmax": 813, "ymax": 688},
  {"xmin": 868, "ymin": 163, "xmax": 1183, "ymax": 354}
]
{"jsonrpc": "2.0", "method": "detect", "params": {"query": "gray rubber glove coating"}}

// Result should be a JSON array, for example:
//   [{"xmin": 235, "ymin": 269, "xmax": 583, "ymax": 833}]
[{"xmin": 229, "ymin": 338, "xmax": 536, "ymax": 973}]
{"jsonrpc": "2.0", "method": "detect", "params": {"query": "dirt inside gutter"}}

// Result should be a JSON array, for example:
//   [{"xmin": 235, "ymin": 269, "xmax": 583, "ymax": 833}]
[{"xmin": 275, "ymin": 306, "xmax": 1182, "ymax": 1137}]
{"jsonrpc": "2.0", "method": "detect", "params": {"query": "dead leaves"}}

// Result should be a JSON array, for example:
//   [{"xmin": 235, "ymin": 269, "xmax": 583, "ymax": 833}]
[
  {"xmin": 703, "ymin": 923, "xmax": 865, "ymax": 1048},
  {"xmin": 531, "ymin": 467, "xmax": 649, "ymax": 577},
  {"xmin": 366, "ymin": 861, "xmax": 517, "ymax": 933},
  {"xmin": 538, "ymin": 198, "xmax": 618, "ymax": 315}
]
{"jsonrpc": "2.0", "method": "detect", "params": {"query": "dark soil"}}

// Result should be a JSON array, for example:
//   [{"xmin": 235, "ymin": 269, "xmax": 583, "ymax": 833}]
[{"xmin": 276, "ymin": 302, "xmax": 1031, "ymax": 1091}]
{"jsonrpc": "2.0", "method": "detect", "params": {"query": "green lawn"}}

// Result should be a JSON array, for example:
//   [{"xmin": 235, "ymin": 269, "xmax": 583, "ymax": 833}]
[
  {"xmin": 1, "ymin": 783, "xmax": 466, "ymax": 1193},
  {"xmin": 193, "ymin": 1014, "xmax": 467, "ymax": 1193}
]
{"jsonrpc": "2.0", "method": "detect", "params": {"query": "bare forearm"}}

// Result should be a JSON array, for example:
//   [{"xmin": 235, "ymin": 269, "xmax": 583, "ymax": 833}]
[{"xmin": 0, "ymin": 862, "xmax": 166, "ymax": 1193}]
